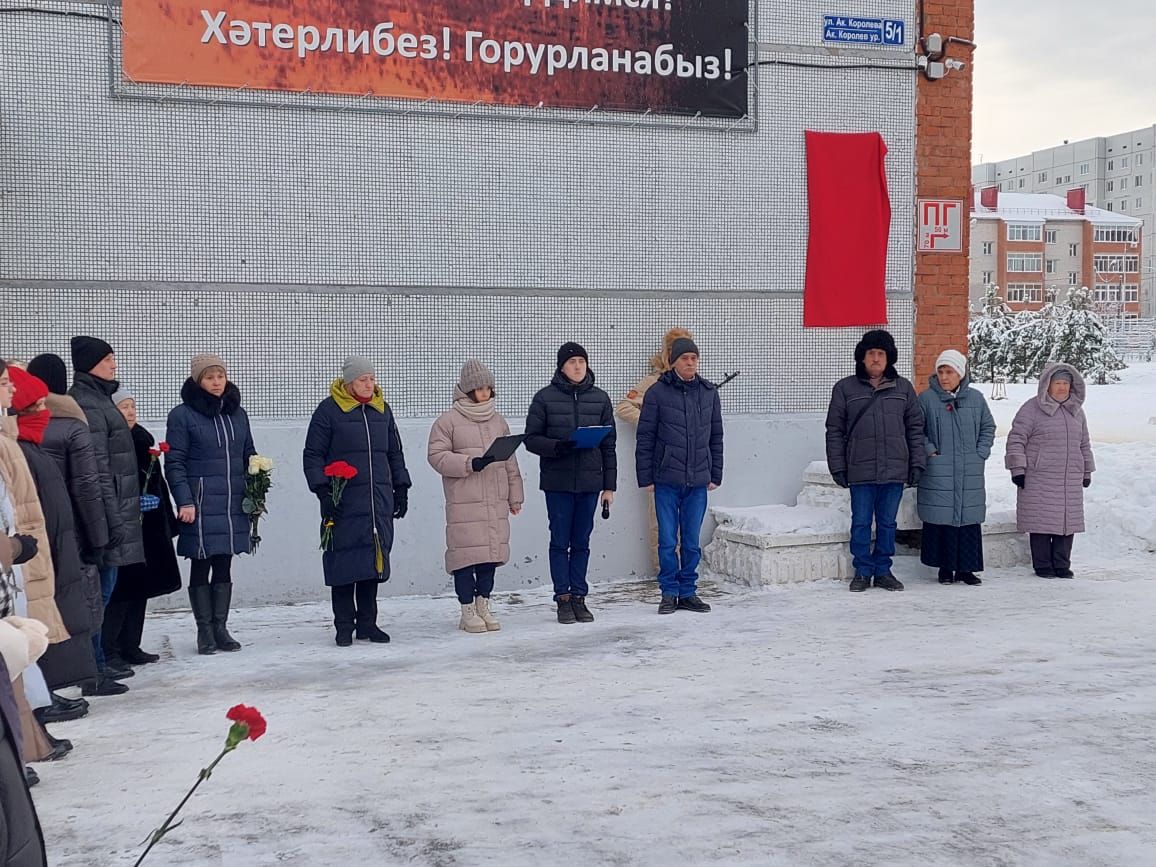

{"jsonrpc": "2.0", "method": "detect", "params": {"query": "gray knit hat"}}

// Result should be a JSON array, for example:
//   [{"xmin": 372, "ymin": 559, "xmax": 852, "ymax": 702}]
[
  {"xmin": 111, "ymin": 387, "xmax": 135, "ymax": 406},
  {"xmin": 342, "ymin": 355, "xmax": 375, "ymax": 385},
  {"xmin": 1052, "ymin": 369, "xmax": 1074, "ymax": 384},
  {"xmin": 458, "ymin": 359, "xmax": 495, "ymax": 394}
]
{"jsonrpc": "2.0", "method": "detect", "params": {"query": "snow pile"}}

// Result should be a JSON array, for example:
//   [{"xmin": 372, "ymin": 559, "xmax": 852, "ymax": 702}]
[{"xmin": 711, "ymin": 503, "xmax": 847, "ymax": 537}]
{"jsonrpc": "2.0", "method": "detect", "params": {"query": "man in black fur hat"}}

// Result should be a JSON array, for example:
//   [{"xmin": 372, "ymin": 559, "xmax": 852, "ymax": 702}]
[{"xmin": 824, "ymin": 329, "xmax": 926, "ymax": 593}]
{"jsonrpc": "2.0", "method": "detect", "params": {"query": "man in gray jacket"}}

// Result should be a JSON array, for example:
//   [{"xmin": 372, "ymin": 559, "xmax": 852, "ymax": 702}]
[{"xmin": 825, "ymin": 329, "xmax": 926, "ymax": 593}]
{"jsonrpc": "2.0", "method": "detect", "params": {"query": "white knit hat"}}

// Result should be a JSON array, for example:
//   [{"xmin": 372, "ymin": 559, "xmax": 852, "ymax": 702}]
[{"xmin": 935, "ymin": 349, "xmax": 968, "ymax": 379}]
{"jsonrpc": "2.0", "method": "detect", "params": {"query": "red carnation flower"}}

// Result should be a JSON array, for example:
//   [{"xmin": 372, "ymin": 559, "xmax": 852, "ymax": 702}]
[
  {"xmin": 159, "ymin": 441, "xmax": 171, "ymax": 453},
  {"xmin": 226, "ymin": 704, "xmax": 267, "ymax": 741}
]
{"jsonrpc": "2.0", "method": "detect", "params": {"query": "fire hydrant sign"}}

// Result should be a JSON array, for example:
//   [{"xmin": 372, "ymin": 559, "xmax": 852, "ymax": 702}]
[
  {"xmin": 822, "ymin": 15, "xmax": 906, "ymax": 47},
  {"xmin": 918, "ymin": 199, "xmax": 964, "ymax": 253}
]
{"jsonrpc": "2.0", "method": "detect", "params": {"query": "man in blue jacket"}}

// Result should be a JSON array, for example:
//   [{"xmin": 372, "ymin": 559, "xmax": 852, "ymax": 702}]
[{"xmin": 635, "ymin": 337, "xmax": 723, "ymax": 615}]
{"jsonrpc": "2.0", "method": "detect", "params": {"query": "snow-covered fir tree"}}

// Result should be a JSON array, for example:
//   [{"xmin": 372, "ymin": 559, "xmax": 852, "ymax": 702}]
[{"xmin": 968, "ymin": 285, "xmax": 1126, "ymax": 384}]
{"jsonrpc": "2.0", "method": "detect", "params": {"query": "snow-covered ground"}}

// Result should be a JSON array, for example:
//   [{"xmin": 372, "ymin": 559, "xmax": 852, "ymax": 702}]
[{"xmin": 31, "ymin": 366, "xmax": 1156, "ymax": 866}]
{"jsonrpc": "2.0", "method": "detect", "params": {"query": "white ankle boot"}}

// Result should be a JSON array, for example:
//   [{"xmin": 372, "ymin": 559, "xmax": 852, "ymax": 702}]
[
  {"xmin": 459, "ymin": 602, "xmax": 487, "ymax": 634},
  {"xmin": 475, "ymin": 596, "xmax": 501, "ymax": 632}
]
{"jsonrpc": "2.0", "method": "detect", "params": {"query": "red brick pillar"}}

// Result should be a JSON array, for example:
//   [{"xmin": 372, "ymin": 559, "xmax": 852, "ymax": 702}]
[{"xmin": 913, "ymin": 1, "xmax": 976, "ymax": 389}]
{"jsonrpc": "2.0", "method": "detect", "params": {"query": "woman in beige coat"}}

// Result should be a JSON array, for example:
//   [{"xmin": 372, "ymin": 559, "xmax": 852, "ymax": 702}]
[{"xmin": 428, "ymin": 361, "xmax": 524, "ymax": 634}]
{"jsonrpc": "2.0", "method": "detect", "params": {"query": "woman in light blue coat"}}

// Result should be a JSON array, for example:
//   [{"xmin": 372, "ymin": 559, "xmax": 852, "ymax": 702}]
[{"xmin": 917, "ymin": 350, "xmax": 996, "ymax": 586}]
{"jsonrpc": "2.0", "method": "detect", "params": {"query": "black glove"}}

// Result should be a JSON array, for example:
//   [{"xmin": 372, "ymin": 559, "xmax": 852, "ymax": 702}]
[
  {"xmin": 392, "ymin": 486, "xmax": 409, "ymax": 520},
  {"xmin": 1083, "ymin": 477, "xmax": 1091, "ymax": 489},
  {"xmin": 1012, "ymin": 474, "xmax": 1025, "ymax": 489},
  {"xmin": 12, "ymin": 534, "xmax": 38, "ymax": 565},
  {"xmin": 832, "ymin": 470, "xmax": 849, "ymax": 489},
  {"xmin": 321, "ymin": 494, "xmax": 343, "ymax": 522},
  {"xmin": 80, "ymin": 545, "xmax": 105, "ymax": 567},
  {"xmin": 554, "ymin": 439, "xmax": 576, "ymax": 457},
  {"xmin": 908, "ymin": 467, "xmax": 923, "ymax": 488},
  {"xmin": 471, "ymin": 455, "xmax": 497, "ymax": 472}
]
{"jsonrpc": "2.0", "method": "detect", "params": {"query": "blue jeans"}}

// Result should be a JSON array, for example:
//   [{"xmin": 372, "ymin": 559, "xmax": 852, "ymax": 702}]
[
  {"xmin": 91, "ymin": 565, "xmax": 118, "ymax": 671},
  {"xmin": 654, "ymin": 484, "xmax": 709, "ymax": 598},
  {"xmin": 849, "ymin": 483, "xmax": 904, "ymax": 577},
  {"xmin": 545, "ymin": 492, "xmax": 599, "ymax": 600}
]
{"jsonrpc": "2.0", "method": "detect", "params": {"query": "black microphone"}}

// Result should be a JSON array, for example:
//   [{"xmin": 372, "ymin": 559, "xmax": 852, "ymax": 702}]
[{"xmin": 601, "ymin": 499, "xmax": 610, "ymax": 520}]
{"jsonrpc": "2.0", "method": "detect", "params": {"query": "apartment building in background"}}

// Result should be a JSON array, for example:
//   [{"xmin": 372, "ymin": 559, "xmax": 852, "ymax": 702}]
[
  {"xmin": 972, "ymin": 124, "xmax": 1154, "ymax": 315},
  {"xmin": 970, "ymin": 188, "xmax": 1144, "ymax": 317}
]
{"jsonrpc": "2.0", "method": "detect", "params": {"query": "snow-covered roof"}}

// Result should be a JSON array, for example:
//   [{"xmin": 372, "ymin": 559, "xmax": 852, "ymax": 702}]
[{"xmin": 971, "ymin": 190, "xmax": 1143, "ymax": 227}]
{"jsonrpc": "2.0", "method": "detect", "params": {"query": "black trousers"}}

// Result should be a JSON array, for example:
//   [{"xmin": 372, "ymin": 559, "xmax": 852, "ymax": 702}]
[
  {"xmin": 331, "ymin": 580, "xmax": 379, "ymax": 629},
  {"xmin": 1029, "ymin": 533, "xmax": 1074, "ymax": 572},
  {"xmin": 189, "ymin": 554, "xmax": 233, "ymax": 586}
]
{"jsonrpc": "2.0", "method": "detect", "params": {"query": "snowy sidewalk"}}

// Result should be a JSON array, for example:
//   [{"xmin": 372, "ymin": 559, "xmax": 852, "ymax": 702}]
[{"xmin": 34, "ymin": 561, "xmax": 1156, "ymax": 866}]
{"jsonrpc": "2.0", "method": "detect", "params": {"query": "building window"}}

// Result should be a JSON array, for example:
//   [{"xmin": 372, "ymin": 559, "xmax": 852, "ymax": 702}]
[
  {"xmin": 1138, "ymin": 198, "xmax": 1145, "ymax": 209},
  {"xmin": 1055, "ymin": 177, "xmax": 1063, "ymax": 186},
  {"xmin": 1120, "ymin": 200, "xmax": 1128, "ymax": 211},
  {"xmin": 1094, "ymin": 255, "xmax": 1140, "ymax": 273},
  {"xmin": 1139, "ymin": 154, "xmax": 1145, "ymax": 165},
  {"xmin": 981, "ymin": 241, "xmax": 993, "ymax": 255},
  {"xmin": 1121, "ymin": 178, "xmax": 1129, "ymax": 190},
  {"xmin": 1095, "ymin": 227, "xmax": 1139, "ymax": 243},
  {"xmin": 1125, "ymin": 285, "xmax": 1140, "ymax": 302},
  {"xmin": 1122, "ymin": 156, "xmax": 1130, "ymax": 168},
  {"xmin": 1045, "ymin": 229, "xmax": 1057, "ymax": 244},
  {"xmin": 1094, "ymin": 284, "xmax": 1122, "ymax": 302},
  {"xmin": 1007, "ymin": 253, "xmax": 1043, "ymax": 273},
  {"xmin": 1079, "ymin": 163, "xmax": 1090, "ymax": 175},
  {"xmin": 1006, "ymin": 283, "xmax": 1043, "ymax": 303},
  {"xmin": 1069, "ymin": 243, "xmax": 1079, "ymax": 256},
  {"xmin": 1064, "ymin": 175, "xmax": 1071, "ymax": 183},
  {"xmin": 1108, "ymin": 160, "xmax": 1114, "ymax": 171},
  {"xmin": 1108, "ymin": 180, "xmax": 1115, "ymax": 192},
  {"xmin": 1007, "ymin": 224, "xmax": 1042, "ymax": 242},
  {"xmin": 982, "ymin": 270, "xmax": 993, "ymax": 284},
  {"xmin": 1136, "ymin": 175, "xmax": 1144, "ymax": 187},
  {"xmin": 1046, "ymin": 259, "xmax": 1058, "ymax": 274},
  {"xmin": 1039, "ymin": 171, "xmax": 1048, "ymax": 183},
  {"xmin": 1068, "ymin": 271, "xmax": 1080, "ymax": 285},
  {"xmin": 1018, "ymin": 178, "xmax": 1025, "ymax": 189}
]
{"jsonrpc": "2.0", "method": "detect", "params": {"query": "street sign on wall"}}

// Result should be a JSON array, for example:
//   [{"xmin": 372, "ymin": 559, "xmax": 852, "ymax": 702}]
[{"xmin": 917, "ymin": 199, "xmax": 964, "ymax": 252}]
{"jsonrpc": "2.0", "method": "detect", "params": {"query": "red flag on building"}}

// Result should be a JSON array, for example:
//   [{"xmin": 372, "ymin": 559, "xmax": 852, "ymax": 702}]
[{"xmin": 803, "ymin": 131, "xmax": 891, "ymax": 327}]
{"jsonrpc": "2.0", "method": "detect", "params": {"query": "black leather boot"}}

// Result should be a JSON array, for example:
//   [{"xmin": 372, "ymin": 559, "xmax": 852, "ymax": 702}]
[
  {"xmin": 210, "ymin": 582, "xmax": 242, "ymax": 651},
  {"xmin": 189, "ymin": 585, "xmax": 217, "ymax": 655}
]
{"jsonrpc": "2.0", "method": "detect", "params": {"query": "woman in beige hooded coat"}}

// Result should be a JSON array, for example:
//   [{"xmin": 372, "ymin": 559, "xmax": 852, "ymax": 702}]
[{"xmin": 428, "ymin": 360, "xmax": 524, "ymax": 633}]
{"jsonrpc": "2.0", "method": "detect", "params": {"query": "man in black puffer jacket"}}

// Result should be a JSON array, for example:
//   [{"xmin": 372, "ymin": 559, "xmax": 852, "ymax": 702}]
[
  {"xmin": 525, "ymin": 342, "xmax": 616, "ymax": 625},
  {"xmin": 636, "ymin": 337, "xmax": 723, "ymax": 616},
  {"xmin": 68, "ymin": 336, "xmax": 144, "ymax": 687},
  {"xmin": 825, "ymin": 329, "xmax": 925, "ymax": 594}
]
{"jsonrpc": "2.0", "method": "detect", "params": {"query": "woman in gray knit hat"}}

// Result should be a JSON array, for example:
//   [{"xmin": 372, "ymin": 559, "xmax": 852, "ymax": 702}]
[
  {"xmin": 303, "ymin": 356, "xmax": 412, "ymax": 646},
  {"xmin": 428, "ymin": 360, "xmax": 525, "ymax": 633}
]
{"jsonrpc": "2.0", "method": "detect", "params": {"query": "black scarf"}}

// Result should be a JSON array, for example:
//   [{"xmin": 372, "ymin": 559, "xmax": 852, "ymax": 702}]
[{"xmin": 180, "ymin": 378, "xmax": 242, "ymax": 418}]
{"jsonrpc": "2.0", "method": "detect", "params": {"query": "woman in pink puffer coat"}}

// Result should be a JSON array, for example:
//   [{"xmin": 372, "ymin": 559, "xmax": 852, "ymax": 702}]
[
  {"xmin": 1005, "ymin": 362, "xmax": 1095, "ymax": 578},
  {"xmin": 428, "ymin": 360, "xmax": 524, "ymax": 634}
]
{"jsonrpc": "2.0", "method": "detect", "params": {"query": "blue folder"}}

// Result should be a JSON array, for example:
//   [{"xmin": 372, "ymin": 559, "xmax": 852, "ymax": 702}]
[{"xmin": 569, "ymin": 425, "xmax": 613, "ymax": 449}]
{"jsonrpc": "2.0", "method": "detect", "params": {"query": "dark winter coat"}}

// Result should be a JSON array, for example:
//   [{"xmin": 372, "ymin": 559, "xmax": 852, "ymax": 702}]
[
  {"xmin": 165, "ymin": 380, "xmax": 257, "ymax": 560},
  {"xmin": 69, "ymin": 372, "xmax": 144, "ymax": 567},
  {"xmin": 917, "ymin": 374, "xmax": 997, "ymax": 527},
  {"xmin": 18, "ymin": 442, "xmax": 98, "ymax": 690},
  {"xmin": 302, "ymin": 381, "xmax": 412, "ymax": 587},
  {"xmin": 825, "ymin": 370, "xmax": 926, "ymax": 485},
  {"xmin": 111, "ymin": 424, "xmax": 182, "ymax": 601},
  {"xmin": 524, "ymin": 371, "xmax": 617, "ymax": 493},
  {"xmin": 635, "ymin": 371, "xmax": 724, "ymax": 489},
  {"xmin": 0, "ymin": 659, "xmax": 47, "ymax": 867},
  {"xmin": 37, "ymin": 394, "xmax": 109, "ymax": 560},
  {"xmin": 1005, "ymin": 363, "xmax": 1096, "ymax": 535}
]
